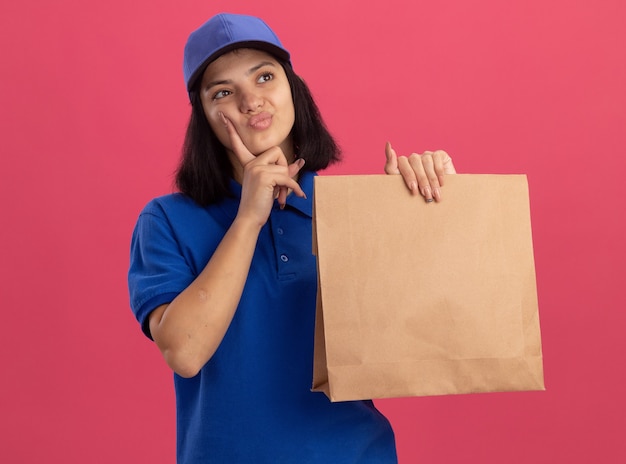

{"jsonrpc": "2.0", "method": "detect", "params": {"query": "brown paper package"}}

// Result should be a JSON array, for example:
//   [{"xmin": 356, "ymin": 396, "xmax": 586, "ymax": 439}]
[{"xmin": 312, "ymin": 174, "xmax": 545, "ymax": 402}]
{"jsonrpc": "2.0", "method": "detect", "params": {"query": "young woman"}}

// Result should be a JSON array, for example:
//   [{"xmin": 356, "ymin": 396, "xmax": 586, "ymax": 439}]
[{"xmin": 129, "ymin": 13, "xmax": 455, "ymax": 463}]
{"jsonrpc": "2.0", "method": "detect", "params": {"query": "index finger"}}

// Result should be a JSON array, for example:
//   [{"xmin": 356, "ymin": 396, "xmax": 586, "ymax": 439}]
[{"xmin": 219, "ymin": 112, "xmax": 255, "ymax": 167}]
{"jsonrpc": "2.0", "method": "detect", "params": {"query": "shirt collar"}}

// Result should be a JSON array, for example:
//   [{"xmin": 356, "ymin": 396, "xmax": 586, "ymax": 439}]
[{"xmin": 286, "ymin": 170, "xmax": 314, "ymax": 218}]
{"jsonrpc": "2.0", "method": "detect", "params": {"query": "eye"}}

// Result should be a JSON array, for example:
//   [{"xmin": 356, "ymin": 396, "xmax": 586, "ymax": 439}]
[
  {"xmin": 257, "ymin": 72, "xmax": 274, "ymax": 84},
  {"xmin": 212, "ymin": 89, "xmax": 232, "ymax": 100}
]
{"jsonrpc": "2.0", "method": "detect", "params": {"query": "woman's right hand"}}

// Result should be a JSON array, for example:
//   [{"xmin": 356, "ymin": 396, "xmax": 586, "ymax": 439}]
[
  {"xmin": 220, "ymin": 112, "xmax": 306, "ymax": 228},
  {"xmin": 149, "ymin": 117, "xmax": 307, "ymax": 378}
]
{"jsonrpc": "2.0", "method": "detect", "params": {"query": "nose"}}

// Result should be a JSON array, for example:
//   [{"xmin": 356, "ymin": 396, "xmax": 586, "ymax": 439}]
[{"xmin": 239, "ymin": 88, "xmax": 263, "ymax": 113}]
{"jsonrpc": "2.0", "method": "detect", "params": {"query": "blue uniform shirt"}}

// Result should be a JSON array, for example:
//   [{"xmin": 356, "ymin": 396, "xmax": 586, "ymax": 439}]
[{"xmin": 128, "ymin": 172, "xmax": 397, "ymax": 463}]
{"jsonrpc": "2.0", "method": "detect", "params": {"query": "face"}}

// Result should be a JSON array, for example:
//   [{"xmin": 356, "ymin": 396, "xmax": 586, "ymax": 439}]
[{"xmin": 199, "ymin": 48, "xmax": 296, "ymax": 166}]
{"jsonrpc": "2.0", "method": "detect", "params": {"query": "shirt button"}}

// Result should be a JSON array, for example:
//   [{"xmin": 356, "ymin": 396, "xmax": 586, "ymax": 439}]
[
  {"xmin": 280, "ymin": 254, "xmax": 289, "ymax": 262},
  {"xmin": 277, "ymin": 227, "xmax": 284, "ymax": 235}
]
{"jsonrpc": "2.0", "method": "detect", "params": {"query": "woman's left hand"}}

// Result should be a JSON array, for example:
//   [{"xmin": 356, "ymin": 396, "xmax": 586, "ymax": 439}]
[{"xmin": 384, "ymin": 142, "xmax": 456, "ymax": 202}]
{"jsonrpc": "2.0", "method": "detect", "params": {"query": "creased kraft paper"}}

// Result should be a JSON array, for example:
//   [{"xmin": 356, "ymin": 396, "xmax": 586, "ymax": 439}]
[{"xmin": 312, "ymin": 174, "xmax": 544, "ymax": 402}]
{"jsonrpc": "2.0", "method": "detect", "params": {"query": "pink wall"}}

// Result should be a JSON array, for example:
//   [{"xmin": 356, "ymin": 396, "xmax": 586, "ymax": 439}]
[{"xmin": 1, "ymin": 0, "xmax": 625, "ymax": 462}]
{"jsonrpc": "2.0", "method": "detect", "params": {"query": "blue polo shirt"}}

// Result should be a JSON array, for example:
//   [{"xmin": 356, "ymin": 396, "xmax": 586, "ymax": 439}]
[{"xmin": 128, "ymin": 171, "xmax": 397, "ymax": 463}]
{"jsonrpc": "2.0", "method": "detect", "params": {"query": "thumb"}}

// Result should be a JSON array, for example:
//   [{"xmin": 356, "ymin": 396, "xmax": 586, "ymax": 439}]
[
  {"xmin": 384, "ymin": 142, "xmax": 400, "ymax": 174},
  {"xmin": 288, "ymin": 158, "xmax": 306, "ymax": 178},
  {"xmin": 276, "ymin": 158, "xmax": 306, "ymax": 208}
]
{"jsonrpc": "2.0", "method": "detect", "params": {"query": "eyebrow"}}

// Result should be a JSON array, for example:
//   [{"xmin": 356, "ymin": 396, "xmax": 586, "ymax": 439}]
[{"xmin": 205, "ymin": 61, "xmax": 277, "ymax": 89}]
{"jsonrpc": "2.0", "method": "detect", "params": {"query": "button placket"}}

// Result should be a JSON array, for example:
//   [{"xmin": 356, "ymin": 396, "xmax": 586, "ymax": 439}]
[{"xmin": 273, "ymin": 218, "xmax": 289, "ymax": 269}]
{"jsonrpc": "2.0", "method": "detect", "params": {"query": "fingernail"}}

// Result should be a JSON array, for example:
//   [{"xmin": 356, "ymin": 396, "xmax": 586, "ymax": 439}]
[
  {"xmin": 433, "ymin": 187, "xmax": 441, "ymax": 201},
  {"xmin": 423, "ymin": 185, "xmax": 431, "ymax": 199},
  {"xmin": 409, "ymin": 181, "xmax": 417, "ymax": 192},
  {"xmin": 297, "ymin": 158, "xmax": 306, "ymax": 168},
  {"xmin": 426, "ymin": 198, "xmax": 434, "ymax": 203}
]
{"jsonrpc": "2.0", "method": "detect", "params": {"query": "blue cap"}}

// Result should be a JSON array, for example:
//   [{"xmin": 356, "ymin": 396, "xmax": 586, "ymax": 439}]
[{"xmin": 183, "ymin": 13, "xmax": 291, "ymax": 95}]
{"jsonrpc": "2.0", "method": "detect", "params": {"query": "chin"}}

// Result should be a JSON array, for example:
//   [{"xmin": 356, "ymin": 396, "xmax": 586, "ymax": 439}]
[{"xmin": 249, "ymin": 137, "xmax": 290, "ymax": 156}]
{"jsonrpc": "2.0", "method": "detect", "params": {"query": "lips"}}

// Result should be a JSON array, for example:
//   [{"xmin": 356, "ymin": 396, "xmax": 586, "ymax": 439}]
[{"xmin": 248, "ymin": 112, "xmax": 272, "ymax": 130}]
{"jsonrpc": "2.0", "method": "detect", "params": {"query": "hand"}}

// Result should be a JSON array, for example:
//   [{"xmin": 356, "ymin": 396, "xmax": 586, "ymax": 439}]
[
  {"xmin": 220, "ymin": 112, "xmax": 306, "ymax": 226},
  {"xmin": 384, "ymin": 142, "xmax": 456, "ymax": 202}
]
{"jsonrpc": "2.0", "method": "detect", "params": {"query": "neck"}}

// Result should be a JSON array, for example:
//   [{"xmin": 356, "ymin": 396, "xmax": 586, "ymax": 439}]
[{"xmin": 228, "ymin": 139, "xmax": 296, "ymax": 184}]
